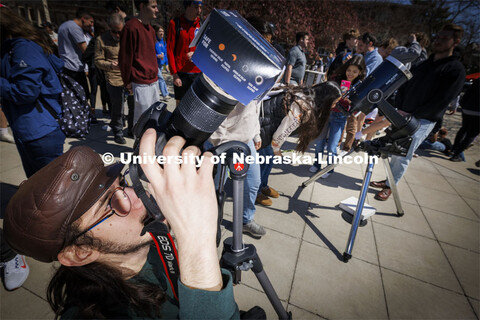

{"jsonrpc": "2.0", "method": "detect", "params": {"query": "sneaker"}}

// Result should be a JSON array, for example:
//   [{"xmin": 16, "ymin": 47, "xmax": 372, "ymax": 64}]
[
  {"xmin": 1, "ymin": 254, "xmax": 29, "ymax": 291},
  {"xmin": 242, "ymin": 220, "xmax": 266, "ymax": 239},
  {"xmin": 450, "ymin": 155, "xmax": 463, "ymax": 162},
  {"xmin": 321, "ymin": 171, "xmax": 331, "ymax": 179},
  {"xmin": 255, "ymin": 193, "xmax": 272, "ymax": 206},
  {"xmin": 309, "ymin": 165, "xmax": 319, "ymax": 173},
  {"xmin": 261, "ymin": 186, "xmax": 279, "ymax": 198},
  {"xmin": 114, "ymin": 135, "xmax": 126, "ymax": 145},
  {"xmin": 0, "ymin": 131, "xmax": 14, "ymax": 143},
  {"xmin": 102, "ymin": 124, "xmax": 112, "ymax": 132}
]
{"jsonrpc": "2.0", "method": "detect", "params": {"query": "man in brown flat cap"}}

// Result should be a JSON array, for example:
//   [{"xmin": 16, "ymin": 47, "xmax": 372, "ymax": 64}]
[{"xmin": 4, "ymin": 129, "xmax": 239, "ymax": 319}]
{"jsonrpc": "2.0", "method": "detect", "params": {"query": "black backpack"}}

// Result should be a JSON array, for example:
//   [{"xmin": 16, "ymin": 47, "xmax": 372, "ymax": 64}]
[
  {"xmin": 39, "ymin": 54, "xmax": 91, "ymax": 138},
  {"xmin": 39, "ymin": 71, "xmax": 91, "ymax": 139}
]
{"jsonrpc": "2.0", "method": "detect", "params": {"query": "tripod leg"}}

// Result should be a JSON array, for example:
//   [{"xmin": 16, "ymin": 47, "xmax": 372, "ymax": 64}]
[
  {"xmin": 232, "ymin": 179, "xmax": 245, "ymax": 251},
  {"xmin": 302, "ymin": 150, "xmax": 354, "ymax": 187},
  {"xmin": 382, "ymin": 157, "xmax": 404, "ymax": 217},
  {"xmin": 343, "ymin": 161, "xmax": 375, "ymax": 262},
  {"xmin": 252, "ymin": 255, "xmax": 291, "ymax": 319}
]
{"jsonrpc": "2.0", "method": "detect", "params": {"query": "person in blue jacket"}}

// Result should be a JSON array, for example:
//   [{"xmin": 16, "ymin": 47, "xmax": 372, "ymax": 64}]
[
  {"xmin": 0, "ymin": 6, "xmax": 65, "ymax": 178},
  {"xmin": 154, "ymin": 24, "xmax": 170, "ymax": 100}
]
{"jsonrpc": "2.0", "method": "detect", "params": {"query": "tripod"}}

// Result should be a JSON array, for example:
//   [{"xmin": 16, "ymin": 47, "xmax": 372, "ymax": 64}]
[
  {"xmin": 211, "ymin": 141, "xmax": 291, "ymax": 320},
  {"xmin": 301, "ymin": 150, "xmax": 404, "ymax": 263}
]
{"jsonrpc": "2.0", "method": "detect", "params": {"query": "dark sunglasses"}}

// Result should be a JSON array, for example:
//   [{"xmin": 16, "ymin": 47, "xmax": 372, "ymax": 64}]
[{"xmin": 111, "ymin": 30, "xmax": 122, "ymax": 35}]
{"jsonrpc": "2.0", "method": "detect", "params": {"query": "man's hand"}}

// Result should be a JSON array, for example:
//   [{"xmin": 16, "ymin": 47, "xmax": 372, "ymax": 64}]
[
  {"xmin": 111, "ymin": 61, "xmax": 120, "ymax": 70},
  {"xmin": 125, "ymin": 83, "xmax": 133, "ymax": 95},
  {"xmin": 157, "ymin": 53, "xmax": 164, "ymax": 60},
  {"xmin": 173, "ymin": 74, "xmax": 182, "ymax": 87},
  {"xmin": 254, "ymin": 140, "xmax": 262, "ymax": 150},
  {"xmin": 186, "ymin": 51, "xmax": 194, "ymax": 61},
  {"xmin": 139, "ymin": 130, "xmax": 222, "ymax": 291}
]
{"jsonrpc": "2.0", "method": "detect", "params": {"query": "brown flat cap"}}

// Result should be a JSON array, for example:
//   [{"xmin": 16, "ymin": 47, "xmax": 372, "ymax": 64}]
[{"xmin": 4, "ymin": 146, "xmax": 124, "ymax": 263}]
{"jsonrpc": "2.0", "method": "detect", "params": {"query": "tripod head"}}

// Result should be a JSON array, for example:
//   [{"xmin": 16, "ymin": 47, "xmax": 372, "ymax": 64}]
[{"xmin": 337, "ymin": 56, "xmax": 420, "ymax": 157}]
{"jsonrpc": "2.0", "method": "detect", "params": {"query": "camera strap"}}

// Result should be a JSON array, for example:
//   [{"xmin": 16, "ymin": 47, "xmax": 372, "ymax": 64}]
[
  {"xmin": 149, "ymin": 231, "xmax": 180, "ymax": 302},
  {"xmin": 128, "ymin": 161, "xmax": 180, "ymax": 302}
]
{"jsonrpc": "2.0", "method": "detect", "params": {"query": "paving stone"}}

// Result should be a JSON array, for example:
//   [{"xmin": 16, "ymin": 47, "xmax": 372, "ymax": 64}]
[
  {"xmin": 409, "ymin": 183, "xmax": 478, "ymax": 220},
  {"xmin": 290, "ymin": 242, "xmax": 387, "ymax": 319},
  {"xmin": 404, "ymin": 167, "xmax": 457, "ymax": 194},
  {"xmin": 423, "ymin": 207, "xmax": 480, "ymax": 252},
  {"xmin": 302, "ymin": 207, "xmax": 378, "ymax": 264},
  {"xmin": 441, "ymin": 243, "xmax": 480, "ymax": 300},
  {"xmin": 374, "ymin": 223, "xmax": 462, "ymax": 293},
  {"xmin": 233, "ymin": 229, "xmax": 300, "ymax": 301},
  {"xmin": 233, "ymin": 281, "xmax": 287, "ymax": 319},
  {"xmin": 0, "ymin": 287, "xmax": 54, "ymax": 319},
  {"xmin": 447, "ymin": 176, "xmax": 480, "ymax": 203},
  {"xmin": 287, "ymin": 304, "xmax": 326, "ymax": 319},
  {"xmin": 372, "ymin": 202, "xmax": 435, "ymax": 239},
  {"xmin": 21, "ymin": 258, "xmax": 58, "ymax": 299},
  {"xmin": 382, "ymin": 268, "xmax": 476, "ymax": 319}
]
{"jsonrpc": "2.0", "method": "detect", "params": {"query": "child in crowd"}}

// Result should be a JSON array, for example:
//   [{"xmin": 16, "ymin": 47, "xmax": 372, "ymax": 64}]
[
  {"xmin": 154, "ymin": 25, "xmax": 170, "ymax": 100},
  {"xmin": 309, "ymin": 55, "xmax": 366, "ymax": 177}
]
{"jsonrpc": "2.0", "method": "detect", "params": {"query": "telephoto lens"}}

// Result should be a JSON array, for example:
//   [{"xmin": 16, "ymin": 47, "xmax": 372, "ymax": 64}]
[{"xmin": 166, "ymin": 73, "xmax": 238, "ymax": 147}]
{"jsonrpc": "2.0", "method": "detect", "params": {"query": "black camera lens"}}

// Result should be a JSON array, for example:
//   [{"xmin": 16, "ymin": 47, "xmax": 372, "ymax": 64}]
[{"xmin": 166, "ymin": 74, "xmax": 237, "ymax": 147}]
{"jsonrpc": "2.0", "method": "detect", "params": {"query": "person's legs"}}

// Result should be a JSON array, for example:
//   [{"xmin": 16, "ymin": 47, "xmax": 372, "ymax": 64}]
[
  {"xmin": 326, "ymin": 113, "xmax": 348, "ymax": 158},
  {"xmin": 0, "ymin": 229, "xmax": 17, "ymax": 263},
  {"xmin": 387, "ymin": 119, "xmax": 435, "ymax": 186},
  {"xmin": 419, "ymin": 140, "xmax": 446, "ymax": 152},
  {"xmin": 158, "ymin": 67, "xmax": 170, "ymax": 97},
  {"xmin": 0, "ymin": 228, "xmax": 29, "ymax": 291},
  {"xmin": 15, "ymin": 129, "xmax": 65, "ymax": 178},
  {"xmin": 0, "ymin": 109, "xmax": 14, "ymax": 143},
  {"xmin": 343, "ymin": 115, "xmax": 357, "ymax": 151},
  {"xmin": 452, "ymin": 114, "xmax": 480, "ymax": 158},
  {"xmin": 312, "ymin": 121, "xmax": 330, "ymax": 169},
  {"xmin": 258, "ymin": 145, "xmax": 274, "ymax": 191},
  {"xmin": 132, "ymin": 82, "xmax": 161, "ymax": 131},
  {"xmin": 243, "ymin": 140, "xmax": 261, "ymax": 224},
  {"xmin": 127, "ymin": 94, "xmax": 134, "ymax": 136},
  {"xmin": 88, "ymin": 68, "xmax": 98, "ymax": 110},
  {"xmin": 96, "ymin": 69, "xmax": 110, "ymax": 113},
  {"xmin": 107, "ymin": 84, "xmax": 125, "ymax": 143}
]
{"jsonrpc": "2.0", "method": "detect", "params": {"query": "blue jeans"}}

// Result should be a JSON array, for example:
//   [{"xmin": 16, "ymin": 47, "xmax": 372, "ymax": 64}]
[
  {"xmin": 313, "ymin": 112, "xmax": 348, "ymax": 168},
  {"xmin": 158, "ymin": 67, "xmax": 169, "ymax": 97},
  {"xmin": 387, "ymin": 118, "xmax": 435, "ymax": 186},
  {"xmin": 15, "ymin": 128, "xmax": 65, "ymax": 178},
  {"xmin": 419, "ymin": 140, "xmax": 446, "ymax": 152},
  {"xmin": 258, "ymin": 144, "xmax": 274, "ymax": 191},
  {"xmin": 205, "ymin": 140, "xmax": 260, "ymax": 224}
]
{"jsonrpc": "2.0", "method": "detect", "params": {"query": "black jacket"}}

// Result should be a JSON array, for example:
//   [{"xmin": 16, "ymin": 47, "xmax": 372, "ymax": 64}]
[
  {"xmin": 259, "ymin": 92, "xmax": 287, "ymax": 149},
  {"xmin": 395, "ymin": 54, "xmax": 465, "ymax": 123},
  {"xmin": 460, "ymin": 79, "xmax": 479, "ymax": 112}
]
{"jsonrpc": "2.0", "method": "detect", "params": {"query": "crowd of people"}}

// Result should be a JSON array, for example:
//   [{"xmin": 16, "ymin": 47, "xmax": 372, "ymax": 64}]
[{"xmin": 0, "ymin": 0, "xmax": 477, "ymax": 318}]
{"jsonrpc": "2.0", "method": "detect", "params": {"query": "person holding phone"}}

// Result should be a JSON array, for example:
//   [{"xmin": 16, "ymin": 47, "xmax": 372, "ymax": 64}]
[{"xmin": 309, "ymin": 55, "xmax": 366, "ymax": 177}]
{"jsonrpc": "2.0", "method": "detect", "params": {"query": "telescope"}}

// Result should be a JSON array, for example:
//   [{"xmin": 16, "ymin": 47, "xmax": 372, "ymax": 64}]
[{"xmin": 337, "ymin": 55, "xmax": 419, "ymax": 156}]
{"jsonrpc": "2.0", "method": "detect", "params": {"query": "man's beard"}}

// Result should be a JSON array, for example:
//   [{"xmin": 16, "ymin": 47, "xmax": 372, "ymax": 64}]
[{"xmin": 94, "ymin": 237, "xmax": 153, "ymax": 255}]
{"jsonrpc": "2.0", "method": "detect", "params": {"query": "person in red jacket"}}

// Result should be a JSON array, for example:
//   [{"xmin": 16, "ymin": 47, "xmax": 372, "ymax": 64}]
[
  {"xmin": 119, "ymin": 0, "xmax": 160, "ymax": 132},
  {"xmin": 167, "ymin": 0, "xmax": 202, "ymax": 106}
]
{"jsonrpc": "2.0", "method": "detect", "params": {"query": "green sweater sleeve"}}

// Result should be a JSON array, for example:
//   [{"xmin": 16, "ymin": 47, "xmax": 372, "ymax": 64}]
[{"xmin": 178, "ymin": 269, "xmax": 240, "ymax": 319}]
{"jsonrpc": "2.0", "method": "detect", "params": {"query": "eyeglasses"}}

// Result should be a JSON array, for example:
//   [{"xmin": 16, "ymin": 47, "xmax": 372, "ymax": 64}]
[
  {"xmin": 111, "ymin": 30, "xmax": 121, "ymax": 35},
  {"xmin": 73, "ymin": 186, "xmax": 131, "ymax": 240}
]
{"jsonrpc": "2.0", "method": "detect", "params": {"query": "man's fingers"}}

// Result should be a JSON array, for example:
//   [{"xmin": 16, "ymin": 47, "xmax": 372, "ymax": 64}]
[
  {"xmin": 198, "ymin": 151, "xmax": 215, "ymax": 178},
  {"xmin": 163, "ymin": 136, "xmax": 186, "ymax": 174},
  {"xmin": 181, "ymin": 145, "xmax": 201, "ymax": 174},
  {"xmin": 139, "ymin": 128, "xmax": 164, "ymax": 182}
]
